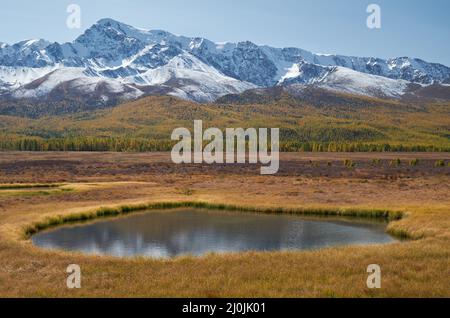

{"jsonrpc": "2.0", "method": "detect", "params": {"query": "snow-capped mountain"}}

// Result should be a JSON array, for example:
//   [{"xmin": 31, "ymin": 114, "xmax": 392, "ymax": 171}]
[
  {"xmin": 0, "ymin": 18, "xmax": 449, "ymax": 105},
  {"xmin": 279, "ymin": 63, "xmax": 411, "ymax": 98}
]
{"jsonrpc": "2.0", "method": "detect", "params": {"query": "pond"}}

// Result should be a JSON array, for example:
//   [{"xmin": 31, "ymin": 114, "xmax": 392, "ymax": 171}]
[{"xmin": 32, "ymin": 209, "xmax": 396, "ymax": 258}]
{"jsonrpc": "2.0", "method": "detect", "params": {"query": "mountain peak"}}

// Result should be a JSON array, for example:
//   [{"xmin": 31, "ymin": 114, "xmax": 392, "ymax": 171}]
[
  {"xmin": 76, "ymin": 19, "xmax": 179, "ymax": 48},
  {"xmin": 73, "ymin": 18, "xmax": 145, "ymax": 60},
  {"xmin": 75, "ymin": 18, "xmax": 144, "ymax": 40},
  {"xmin": 15, "ymin": 39, "xmax": 50, "ymax": 49},
  {"xmin": 85, "ymin": 18, "xmax": 136, "ymax": 33},
  {"xmin": 96, "ymin": 17, "xmax": 122, "ymax": 25},
  {"xmin": 237, "ymin": 40, "xmax": 259, "ymax": 49},
  {"xmin": 0, "ymin": 19, "xmax": 449, "ymax": 105},
  {"xmin": 94, "ymin": 18, "xmax": 140, "ymax": 30}
]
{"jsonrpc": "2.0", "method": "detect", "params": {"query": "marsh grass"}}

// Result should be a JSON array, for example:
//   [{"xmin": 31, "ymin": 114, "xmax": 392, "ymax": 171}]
[
  {"xmin": 23, "ymin": 201, "xmax": 405, "ymax": 239},
  {"xmin": 387, "ymin": 226, "xmax": 418, "ymax": 240},
  {"xmin": 0, "ymin": 185, "xmax": 73, "ymax": 197},
  {"xmin": 181, "ymin": 188, "xmax": 194, "ymax": 196},
  {"xmin": 371, "ymin": 159, "xmax": 381, "ymax": 166},
  {"xmin": 0, "ymin": 183, "xmax": 64, "ymax": 190},
  {"xmin": 344, "ymin": 159, "xmax": 355, "ymax": 168},
  {"xmin": 2, "ymin": 152, "xmax": 449, "ymax": 298},
  {"xmin": 434, "ymin": 160, "xmax": 446, "ymax": 167},
  {"xmin": 390, "ymin": 158, "xmax": 402, "ymax": 167}
]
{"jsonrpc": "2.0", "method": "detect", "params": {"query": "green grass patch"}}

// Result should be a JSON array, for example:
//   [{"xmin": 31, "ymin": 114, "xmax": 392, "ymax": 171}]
[
  {"xmin": 0, "ymin": 183, "xmax": 64, "ymax": 190},
  {"xmin": 344, "ymin": 159, "xmax": 355, "ymax": 168},
  {"xmin": 390, "ymin": 158, "xmax": 402, "ymax": 167},
  {"xmin": 0, "ymin": 185, "xmax": 73, "ymax": 197},
  {"xmin": 434, "ymin": 160, "xmax": 446, "ymax": 167}
]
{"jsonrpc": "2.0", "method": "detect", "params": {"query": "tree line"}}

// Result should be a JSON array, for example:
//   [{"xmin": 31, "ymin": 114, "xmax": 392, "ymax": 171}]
[{"xmin": 0, "ymin": 136, "xmax": 448, "ymax": 152}]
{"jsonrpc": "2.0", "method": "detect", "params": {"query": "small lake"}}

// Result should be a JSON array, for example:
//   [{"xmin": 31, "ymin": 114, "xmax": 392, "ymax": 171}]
[{"xmin": 32, "ymin": 209, "xmax": 396, "ymax": 258}]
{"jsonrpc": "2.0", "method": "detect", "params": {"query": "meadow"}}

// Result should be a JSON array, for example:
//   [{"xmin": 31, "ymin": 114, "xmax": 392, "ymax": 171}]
[{"xmin": 0, "ymin": 152, "xmax": 448, "ymax": 297}]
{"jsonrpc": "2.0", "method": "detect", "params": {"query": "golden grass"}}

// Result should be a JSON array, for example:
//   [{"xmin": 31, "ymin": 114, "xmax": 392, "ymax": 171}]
[
  {"xmin": 0, "ymin": 184, "xmax": 72, "ymax": 197},
  {"xmin": 0, "ymin": 152, "xmax": 449, "ymax": 297}
]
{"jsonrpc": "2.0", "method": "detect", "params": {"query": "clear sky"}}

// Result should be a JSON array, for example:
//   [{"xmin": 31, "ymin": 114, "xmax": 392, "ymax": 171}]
[{"xmin": 1, "ymin": 0, "xmax": 449, "ymax": 65}]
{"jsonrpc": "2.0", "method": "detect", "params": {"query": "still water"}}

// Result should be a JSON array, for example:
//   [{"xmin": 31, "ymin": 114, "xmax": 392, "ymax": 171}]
[{"xmin": 32, "ymin": 209, "xmax": 396, "ymax": 258}]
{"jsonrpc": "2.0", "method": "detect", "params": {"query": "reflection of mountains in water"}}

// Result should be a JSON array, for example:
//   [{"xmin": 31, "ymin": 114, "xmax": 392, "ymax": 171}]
[{"xmin": 33, "ymin": 209, "xmax": 395, "ymax": 258}]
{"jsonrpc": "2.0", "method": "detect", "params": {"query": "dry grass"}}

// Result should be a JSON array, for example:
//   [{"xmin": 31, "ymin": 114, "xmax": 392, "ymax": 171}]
[{"xmin": 0, "ymin": 152, "xmax": 449, "ymax": 297}]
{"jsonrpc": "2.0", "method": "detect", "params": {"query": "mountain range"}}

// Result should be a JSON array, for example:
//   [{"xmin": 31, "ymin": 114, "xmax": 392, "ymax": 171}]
[{"xmin": 1, "ymin": 18, "xmax": 450, "ymax": 109}]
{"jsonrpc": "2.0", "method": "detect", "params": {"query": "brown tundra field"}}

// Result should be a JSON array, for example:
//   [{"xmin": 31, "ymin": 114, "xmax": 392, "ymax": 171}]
[{"xmin": 0, "ymin": 151, "xmax": 449, "ymax": 297}]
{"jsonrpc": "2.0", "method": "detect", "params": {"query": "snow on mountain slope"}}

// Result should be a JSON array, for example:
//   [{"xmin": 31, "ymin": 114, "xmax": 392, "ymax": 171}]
[
  {"xmin": 125, "ymin": 52, "xmax": 255, "ymax": 102},
  {"xmin": 11, "ymin": 68, "xmax": 143, "ymax": 100},
  {"xmin": 0, "ymin": 39, "xmax": 53, "ymax": 67},
  {"xmin": 278, "ymin": 63, "xmax": 410, "ymax": 98},
  {"xmin": 307, "ymin": 54, "xmax": 450, "ymax": 85},
  {"xmin": 278, "ymin": 62, "xmax": 332, "ymax": 85},
  {"xmin": 0, "ymin": 66, "xmax": 58, "ymax": 91},
  {"xmin": 6, "ymin": 53, "xmax": 254, "ymax": 103},
  {"xmin": 317, "ymin": 67, "xmax": 410, "ymax": 98},
  {"xmin": 0, "ymin": 18, "xmax": 449, "ymax": 106}
]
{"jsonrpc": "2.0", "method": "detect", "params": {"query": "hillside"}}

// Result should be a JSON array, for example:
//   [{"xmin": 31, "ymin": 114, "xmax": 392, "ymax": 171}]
[{"xmin": 1, "ymin": 89, "xmax": 449, "ymax": 152}]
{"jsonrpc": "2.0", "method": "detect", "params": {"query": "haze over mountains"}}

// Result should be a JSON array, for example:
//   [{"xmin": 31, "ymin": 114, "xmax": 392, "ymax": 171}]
[{"xmin": 1, "ymin": 18, "xmax": 450, "ymax": 109}]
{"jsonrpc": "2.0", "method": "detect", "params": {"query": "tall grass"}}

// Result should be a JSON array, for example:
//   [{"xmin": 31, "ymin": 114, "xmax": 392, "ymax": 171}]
[
  {"xmin": 409, "ymin": 159, "xmax": 420, "ymax": 166},
  {"xmin": 371, "ymin": 159, "xmax": 381, "ymax": 166},
  {"xmin": 434, "ymin": 160, "xmax": 446, "ymax": 167},
  {"xmin": 0, "ymin": 184, "xmax": 64, "ymax": 190},
  {"xmin": 343, "ymin": 159, "xmax": 355, "ymax": 168},
  {"xmin": 390, "ymin": 158, "xmax": 402, "ymax": 167}
]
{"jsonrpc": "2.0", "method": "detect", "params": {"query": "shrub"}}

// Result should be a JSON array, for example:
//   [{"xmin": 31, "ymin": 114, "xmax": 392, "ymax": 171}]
[
  {"xmin": 372, "ymin": 159, "xmax": 381, "ymax": 166},
  {"xmin": 390, "ymin": 158, "xmax": 401, "ymax": 166},
  {"xmin": 344, "ymin": 159, "xmax": 355, "ymax": 168},
  {"xmin": 434, "ymin": 160, "xmax": 445, "ymax": 167},
  {"xmin": 182, "ymin": 188, "xmax": 194, "ymax": 196}
]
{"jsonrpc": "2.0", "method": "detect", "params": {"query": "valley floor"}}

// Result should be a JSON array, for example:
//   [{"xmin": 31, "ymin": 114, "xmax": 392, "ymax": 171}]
[{"xmin": 0, "ymin": 152, "xmax": 449, "ymax": 297}]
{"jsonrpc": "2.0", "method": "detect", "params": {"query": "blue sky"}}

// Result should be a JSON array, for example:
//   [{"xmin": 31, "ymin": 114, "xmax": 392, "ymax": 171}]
[{"xmin": 1, "ymin": 0, "xmax": 449, "ymax": 65}]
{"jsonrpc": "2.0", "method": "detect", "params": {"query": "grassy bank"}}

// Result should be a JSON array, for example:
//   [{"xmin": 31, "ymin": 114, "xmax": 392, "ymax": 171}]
[
  {"xmin": 0, "ymin": 184, "xmax": 74, "ymax": 197},
  {"xmin": 0, "ymin": 183, "xmax": 64, "ymax": 190}
]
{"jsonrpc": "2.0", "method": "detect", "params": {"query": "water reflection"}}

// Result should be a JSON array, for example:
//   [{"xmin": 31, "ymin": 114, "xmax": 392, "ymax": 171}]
[{"xmin": 32, "ymin": 209, "xmax": 396, "ymax": 258}]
